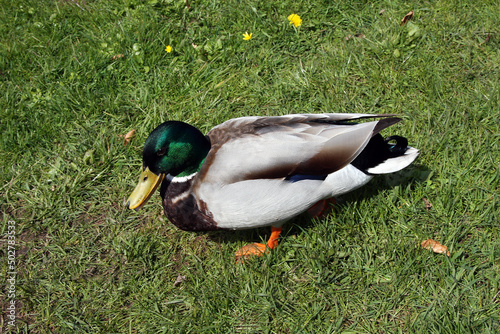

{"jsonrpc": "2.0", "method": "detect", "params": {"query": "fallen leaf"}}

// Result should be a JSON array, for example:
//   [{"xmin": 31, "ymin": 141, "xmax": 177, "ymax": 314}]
[
  {"xmin": 112, "ymin": 54, "xmax": 124, "ymax": 60},
  {"xmin": 121, "ymin": 129, "xmax": 135, "ymax": 146},
  {"xmin": 174, "ymin": 274, "xmax": 186, "ymax": 287},
  {"xmin": 422, "ymin": 198, "xmax": 432, "ymax": 211},
  {"xmin": 421, "ymin": 239, "xmax": 450, "ymax": 256},
  {"xmin": 379, "ymin": 9, "xmax": 386, "ymax": 15},
  {"xmin": 400, "ymin": 10, "xmax": 414, "ymax": 26}
]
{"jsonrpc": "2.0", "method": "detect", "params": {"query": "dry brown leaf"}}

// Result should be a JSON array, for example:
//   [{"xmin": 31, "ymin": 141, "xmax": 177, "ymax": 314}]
[
  {"xmin": 379, "ymin": 9, "xmax": 386, "ymax": 15},
  {"xmin": 421, "ymin": 239, "xmax": 450, "ymax": 256},
  {"xmin": 122, "ymin": 129, "xmax": 135, "ymax": 146},
  {"xmin": 174, "ymin": 274, "xmax": 186, "ymax": 287},
  {"xmin": 422, "ymin": 198, "xmax": 433, "ymax": 211},
  {"xmin": 400, "ymin": 10, "xmax": 414, "ymax": 26}
]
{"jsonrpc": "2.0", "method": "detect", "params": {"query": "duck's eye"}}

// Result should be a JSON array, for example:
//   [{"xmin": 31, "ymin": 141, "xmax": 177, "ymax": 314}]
[{"xmin": 157, "ymin": 146, "xmax": 168, "ymax": 156}]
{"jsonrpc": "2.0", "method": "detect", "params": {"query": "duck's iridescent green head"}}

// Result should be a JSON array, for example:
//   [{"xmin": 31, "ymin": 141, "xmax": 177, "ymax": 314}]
[
  {"xmin": 142, "ymin": 121, "xmax": 210, "ymax": 176},
  {"xmin": 126, "ymin": 121, "xmax": 210, "ymax": 210}
]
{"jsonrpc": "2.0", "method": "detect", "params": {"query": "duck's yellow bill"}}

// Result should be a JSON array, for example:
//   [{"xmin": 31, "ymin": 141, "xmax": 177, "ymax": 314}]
[{"xmin": 126, "ymin": 167, "xmax": 165, "ymax": 210}]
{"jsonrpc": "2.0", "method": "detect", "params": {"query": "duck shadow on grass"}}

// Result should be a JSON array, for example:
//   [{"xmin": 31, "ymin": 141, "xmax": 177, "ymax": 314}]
[{"xmin": 204, "ymin": 164, "xmax": 431, "ymax": 247}]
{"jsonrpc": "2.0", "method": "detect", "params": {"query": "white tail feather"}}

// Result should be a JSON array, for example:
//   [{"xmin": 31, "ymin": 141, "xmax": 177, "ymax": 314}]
[{"xmin": 366, "ymin": 147, "xmax": 419, "ymax": 174}]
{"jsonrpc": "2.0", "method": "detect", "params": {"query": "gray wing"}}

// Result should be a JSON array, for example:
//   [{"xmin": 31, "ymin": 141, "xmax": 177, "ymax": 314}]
[{"xmin": 199, "ymin": 113, "xmax": 400, "ymax": 185}]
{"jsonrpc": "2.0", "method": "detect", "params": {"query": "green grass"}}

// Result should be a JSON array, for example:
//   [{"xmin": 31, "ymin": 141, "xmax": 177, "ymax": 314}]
[{"xmin": 1, "ymin": 0, "xmax": 499, "ymax": 332}]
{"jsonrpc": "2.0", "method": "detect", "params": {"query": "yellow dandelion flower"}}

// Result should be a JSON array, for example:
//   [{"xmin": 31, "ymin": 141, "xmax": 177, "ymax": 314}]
[
  {"xmin": 288, "ymin": 14, "xmax": 302, "ymax": 28},
  {"xmin": 165, "ymin": 45, "xmax": 172, "ymax": 53},
  {"xmin": 242, "ymin": 32, "xmax": 252, "ymax": 40}
]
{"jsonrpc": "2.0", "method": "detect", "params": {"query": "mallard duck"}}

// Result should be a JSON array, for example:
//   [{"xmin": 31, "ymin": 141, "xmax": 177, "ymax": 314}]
[{"xmin": 126, "ymin": 114, "xmax": 419, "ymax": 259}]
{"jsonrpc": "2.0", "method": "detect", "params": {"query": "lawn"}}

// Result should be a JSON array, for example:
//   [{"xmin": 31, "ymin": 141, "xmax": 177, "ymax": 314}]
[{"xmin": 1, "ymin": 0, "xmax": 499, "ymax": 332}]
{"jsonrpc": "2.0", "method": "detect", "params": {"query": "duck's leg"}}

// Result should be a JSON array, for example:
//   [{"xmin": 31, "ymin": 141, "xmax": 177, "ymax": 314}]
[
  {"xmin": 235, "ymin": 226, "xmax": 282, "ymax": 261},
  {"xmin": 307, "ymin": 198, "xmax": 336, "ymax": 218}
]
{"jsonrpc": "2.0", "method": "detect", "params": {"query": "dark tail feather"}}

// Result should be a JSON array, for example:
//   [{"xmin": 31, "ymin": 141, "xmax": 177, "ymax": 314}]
[{"xmin": 351, "ymin": 134, "xmax": 419, "ymax": 175}]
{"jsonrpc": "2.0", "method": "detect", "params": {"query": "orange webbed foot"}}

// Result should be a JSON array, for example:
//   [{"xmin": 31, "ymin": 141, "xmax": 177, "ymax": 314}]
[
  {"xmin": 235, "ymin": 227, "xmax": 282, "ymax": 262},
  {"xmin": 235, "ymin": 243, "xmax": 267, "ymax": 260},
  {"xmin": 307, "ymin": 198, "xmax": 336, "ymax": 218}
]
